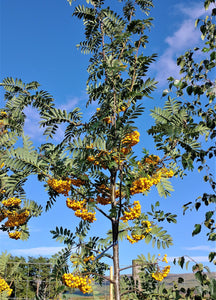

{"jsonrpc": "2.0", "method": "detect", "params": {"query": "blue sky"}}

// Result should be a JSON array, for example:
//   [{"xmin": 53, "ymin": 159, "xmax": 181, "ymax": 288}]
[{"xmin": 0, "ymin": 0, "xmax": 215, "ymax": 274}]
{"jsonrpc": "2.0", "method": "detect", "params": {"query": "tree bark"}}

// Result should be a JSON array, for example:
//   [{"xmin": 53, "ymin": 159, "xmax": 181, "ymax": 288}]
[
  {"xmin": 112, "ymin": 221, "xmax": 120, "ymax": 300},
  {"xmin": 110, "ymin": 169, "xmax": 120, "ymax": 300}
]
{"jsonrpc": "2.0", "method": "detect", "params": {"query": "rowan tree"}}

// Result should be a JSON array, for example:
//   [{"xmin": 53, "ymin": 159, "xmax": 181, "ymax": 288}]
[
  {"xmin": 1, "ymin": 0, "xmax": 212, "ymax": 299},
  {"xmin": 0, "ymin": 81, "xmax": 43, "ymax": 240},
  {"xmin": 0, "ymin": 1, "xmax": 178, "ymax": 298}
]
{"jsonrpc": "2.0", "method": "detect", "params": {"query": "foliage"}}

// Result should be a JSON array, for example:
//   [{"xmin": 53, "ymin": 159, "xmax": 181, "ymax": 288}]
[
  {"xmin": 0, "ymin": 81, "xmax": 44, "ymax": 239},
  {"xmin": 0, "ymin": 252, "xmax": 66, "ymax": 299},
  {"xmin": 148, "ymin": 0, "xmax": 216, "ymax": 268},
  {"xmin": 119, "ymin": 254, "xmax": 216, "ymax": 299},
  {"xmin": 0, "ymin": 1, "xmax": 178, "ymax": 299},
  {"xmin": 1, "ymin": 0, "xmax": 215, "ymax": 299}
]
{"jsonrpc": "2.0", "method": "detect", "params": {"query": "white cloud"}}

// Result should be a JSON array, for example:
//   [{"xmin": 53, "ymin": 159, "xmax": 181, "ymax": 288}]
[
  {"xmin": 177, "ymin": 3, "xmax": 205, "ymax": 19},
  {"xmin": 165, "ymin": 19, "xmax": 200, "ymax": 51},
  {"xmin": 154, "ymin": 50, "xmax": 181, "ymax": 86},
  {"xmin": 24, "ymin": 107, "xmax": 45, "ymax": 140},
  {"xmin": 183, "ymin": 245, "xmax": 216, "ymax": 252},
  {"xmin": 23, "ymin": 96, "xmax": 83, "ymax": 142},
  {"xmin": 59, "ymin": 97, "xmax": 80, "ymax": 111},
  {"xmin": 177, "ymin": 2, "xmax": 214, "ymax": 19},
  {"xmin": 154, "ymin": 2, "xmax": 206, "ymax": 86},
  {"xmin": 10, "ymin": 246, "xmax": 63, "ymax": 256}
]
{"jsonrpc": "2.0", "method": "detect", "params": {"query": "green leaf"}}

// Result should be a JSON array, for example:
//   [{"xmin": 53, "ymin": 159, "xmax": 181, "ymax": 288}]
[
  {"xmin": 178, "ymin": 277, "xmax": 184, "ymax": 283},
  {"xmin": 187, "ymin": 86, "xmax": 193, "ymax": 95},
  {"xmin": 195, "ymin": 18, "xmax": 200, "ymax": 28},
  {"xmin": 195, "ymin": 271, "xmax": 203, "ymax": 284},
  {"xmin": 162, "ymin": 89, "xmax": 169, "ymax": 97},
  {"xmin": 205, "ymin": 211, "xmax": 214, "ymax": 221},
  {"xmin": 192, "ymin": 224, "xmax": 201, "ymax": 236},
  {"xmin": 185, "ymin": 260, "xmax": 190, "ymax": 270},
  {"xmin": 195, "ymin": 202, "xmax": 201, "ymax": 211},
  {"xmin": 204, "ymin": 175, "xmax": 209, "ymax": 182},
  {"xmin": 144, "ymin": 235, "xmax": 152, "ymax": 244},
  {"xmin": 178, "ymin": 256, "xmax": 185, "ymax": 269},
  {"xmin": 208, "ymin": 233, "xmax": 216, "ymax": 241},
  {"xmin": 208, "ymin": 252, "xmax": 216, "ymax": 262}
]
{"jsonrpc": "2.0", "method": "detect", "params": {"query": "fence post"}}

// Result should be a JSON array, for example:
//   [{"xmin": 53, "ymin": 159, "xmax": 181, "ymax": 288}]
[{"xmin": 109, "ymin": 266, "xmax": 113, "ymax": 300}]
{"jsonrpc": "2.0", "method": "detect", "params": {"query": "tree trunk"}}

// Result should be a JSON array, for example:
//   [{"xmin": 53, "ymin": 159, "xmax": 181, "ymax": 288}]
[
  {"xmin": 110, "ymin": 170, "xmax": 120, "ymax": 300},
  {"xmin": 112, "ymin": 221, "xmax": 120, "ymax": 300}
]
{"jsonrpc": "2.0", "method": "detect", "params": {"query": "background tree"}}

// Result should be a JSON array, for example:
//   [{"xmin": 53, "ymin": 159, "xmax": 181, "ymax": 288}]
[
  {"xmin": 0, "ymin": 252, "xmax": 65, "ymax": 299},
  {"xmin": 149, "ymin": 0, "xmax": 215, "ymax": 263},
  {"xmin": 148, "ymin": 0, "xmax": 216, "ymax": 298}
]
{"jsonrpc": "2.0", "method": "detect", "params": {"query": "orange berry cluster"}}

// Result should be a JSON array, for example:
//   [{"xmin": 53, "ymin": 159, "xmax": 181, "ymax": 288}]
[
  {"xmin": 115, "ymin": 189, "xmax": 120, "ymax": 198},
  {"xmin": 8, "ymin": 231, "xmax": 21, "ymax": 240},
  {"xmin": 142, "ymin": 220, "xmax": 152, "ymax": 233},
  {"xmin": 122, "ymin": 131, "xmax": 140, "ymax": 147},
  {"xmin": 87, "ymin": 150, "xmax": 110, "ymax": 168},
  {"xmin": 127, "ymin": 220, "xmax": 151, "ymax": 244},
  {"xmin": 127, "ymin": 234, "xmax": 146, "ymax": 244},
  {"xmin": 70, "ymin": 254, "xmax": 80, "ymax": 265},
  {"xmin": 62, "ymin": 273, "xmax": 93, "ymax": 294},
  {"xmin": 75, "ymin": 209, "xmax": 96, "ymax": 223},
  {"xmin": 0, "ymin": 112, "xmax": 7, "ymax": 117},
  {"xmin": 0, "ymin": 277, "xmax": 12, "ymax": 296},
  {"xmin": 95, "ymin": 184, "xmax": 111, "ymax": 205},
  {"xmin": 4, "ymin": 210, "xmax": 29, "ymax": 227},
  {"xmin": 0, "ymin": 112, "xmax": 8, "ymax": 135},
  {"xmin": 86, "ymin": 132, "xmax": 140, "ymax": 169},
  {"xmin": 0, "ymin": 211, "xmax": 5, "ymax": 223},
  {"xmin": 0, "ymin": 196, "xmax": 29, "ymax": 240},
  {"xmin": 70, "ymin": 178, "xmax": 85, "ymax": 187},
  {"xmin": 66, "ymin": 199, "xmax": 96, "ymax": 223},
  {"xmin": 120, "ymin": 147, "xmax": 132, "ymax": 155},
  {"xmin": 103, "ymin": 116, "xmax": 112, "ymax": 124},
  {"xmin": 47, "ymin": 178, "xmax": 71, "ymax": 196},
  {"xmin": 159, "ymin": 168, "xmax": 174, "ymax": 178},
  {"xmin": 144, "ymin": 155, "xmax": 160, "ymax": 165},
  {"xmin": 83, "ymin": 255, "xmax": 95, "ymax": 263},
  {"xmin": 66, "ymin": 199, "xmax": 86, "ymax": 210},
  {"xmin": 97, "ymin": 183, "xmax": 109, "ymax": 193},
  {"xmin": 120, "ymin": 201, "xmax": 141, "ymax": 222},
  {"xmin": 86, "ymin": 144, "xmax": 94, "ymax": 149},
  {"xmin": 152, "ymin": 265, "xmax": 170, "ymax": 281},
  {"xmin": 2, "ymin": 197, "xmax": 21, "ymax": 207},
  {"xmin": 130, "ymin": 175, "xmax": 161, "ymax": 195},
  {"xmin": 162, "ymin": 254, "xmax": 168, "ymax": 264},
  {"xmin": 118, "ymin": 105, "xmax": 127, "ymax": 113},
  {"xmin": 96, "ymin": 195, "xmax": 111, "ymax": 205},
  {"xmin": 87, "ymin": 156, "xmax": 95, "ymax": 162}
]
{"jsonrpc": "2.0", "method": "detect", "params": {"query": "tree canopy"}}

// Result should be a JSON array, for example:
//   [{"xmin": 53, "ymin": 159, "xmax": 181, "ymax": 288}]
[{"xmin": 0, "ymin": 0, "xmax": 215, "ymax": 299}]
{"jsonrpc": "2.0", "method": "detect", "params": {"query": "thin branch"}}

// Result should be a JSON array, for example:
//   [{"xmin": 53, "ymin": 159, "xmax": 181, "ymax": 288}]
[
  {"xmin": 129, "ymin": 36, "xmax": 142, "ymax": 93},
  {"xmin": 83, "ymin": 271, "xmax": 115, "ymax": 284},
  {"xmin": 119, "ymin": 262, "xmax": 151, "ymax": 272},
  {"xmin": 119, "ymin": 265, "xmax": 133, "ymax": 272},
  {"xmin": 95, "ymin": 205, "xmax": 113, "ymax": 221}
]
